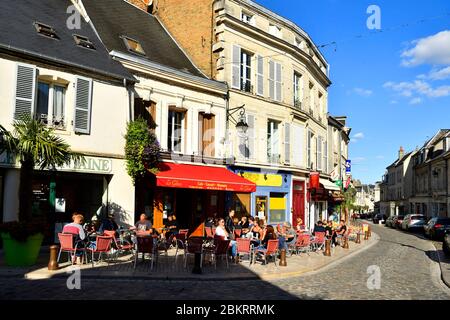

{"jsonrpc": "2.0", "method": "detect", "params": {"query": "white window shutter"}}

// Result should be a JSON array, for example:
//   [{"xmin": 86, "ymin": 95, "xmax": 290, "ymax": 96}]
[
  {"xmin": 14, "ymin": 63, "xmax": 36, "ymax": 120},
  {"xmin": 257, "ymin": 56, "xmax": 264, "ymax": 96},
  {"xmin": 232, "ymin": 45, "xmax": 241, "ymax": 89},
  {"xmin": 293, "ymin": 124, "xmax": 304, "ymax": 167},
  {"xmin": 275, "ymin": 63, "xmax": 282, "ymax": 102},
  {"xmin": 74, "ymin": 77, "xmax": 93, "ymax": 134},
  {"xmin": 268, "ymin": 60, "xmax": 275, "ymax": 100},
  {"xmin": 284, "ymin": 123, "xmax": 290, "ymax": 164}
]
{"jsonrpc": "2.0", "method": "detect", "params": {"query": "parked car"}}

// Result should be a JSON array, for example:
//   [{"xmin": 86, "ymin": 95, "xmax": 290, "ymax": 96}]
[
  {"xmin": 424, "ymin": 217, "xmax": 450, "ymax": 240},
  {"xmin": 401, "ymin": 214, "xmax": 427, "ymax": 232},
  {"xmin": 443, "ymin": 230, "xmax": 450, "ymax": 257},
  {"xmin": 373, "ymin": 213, "xmax": 387, "ymax": 224},
  {"xmin": 393, "ymin": 215, "xmax": 405, "ymax": 229},
  {"xmin": 385, "ymin": 216, "xmax": 395, "ymax": 228}
]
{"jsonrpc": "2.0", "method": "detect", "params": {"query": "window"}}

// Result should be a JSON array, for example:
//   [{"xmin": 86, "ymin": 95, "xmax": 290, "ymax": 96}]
[
  {"xmin": 36, "ymin": 82, "xmax": 66, "ymax": 129},
  {"xmin": 269, "ymin": 24, "xmax": 282, "ymax": 38},
  {"xmin": 167, "ymin": 110, "xmax": 185, "ymax": 153},
  {"xmin": 269, "ymin": 193, "xmax": 286, "ymax": 223},
  {"xmin": 34, "ymin": 22, "xmax": 59, "ymax": 39},
  {"xmin": 240, "ymin": 50, "xmax": 252, "ymax": 92},
  {"xmin": 294, "ymin": 72, "xmax": 303, "ymax": 108},
  {"xmin": 241, "ymin": 11, "xmax": 254, "ymax": 25},
  {"xmin": 309, "ymin": 82, "xmax": 315, "ymax": 115},
  {"xmin": 122, "ymin": 36, "xmax": 146, "ymax": 56},
  {"xmin": 73, "ymin": 34, "xmax": 96, "ymax": 50},
  {"xmin": 267, "ymin": 120, "xmax": 280, "ymax": 163}
]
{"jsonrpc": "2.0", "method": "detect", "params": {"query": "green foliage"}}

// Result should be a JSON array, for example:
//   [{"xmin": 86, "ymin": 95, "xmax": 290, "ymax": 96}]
[{"xmin": 124, "ymin": 117, "xmax": 161, "ymax": 183}]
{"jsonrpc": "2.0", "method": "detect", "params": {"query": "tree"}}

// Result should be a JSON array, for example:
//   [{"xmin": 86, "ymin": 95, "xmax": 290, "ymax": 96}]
[
  {"xmin": 0, "ymin": 117, "xmax": 84, "ymax": 222},
  {"xmin": 124, "ymin": 117, "xmax": 161, "ymax": 184}
]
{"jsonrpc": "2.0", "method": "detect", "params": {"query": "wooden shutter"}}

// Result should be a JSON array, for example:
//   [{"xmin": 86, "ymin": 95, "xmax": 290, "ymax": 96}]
[
  {"xmin": 256, "ymin": 55, "xmax": 264, "ymax": 96},
  {"xmin": 74, "ymin": 77, "xmax": 93, "ymax": 134},
  {"xmin": 284, "ymin": 123, "xmax": 290, "ymax": 164},
  {"xmin": 275, "ymin": 62, "xmax": 282, "ymax": 102},
  {"xmin": 293, "ymin": 124, "xmax": 304, "ymax": 167},
  {"xmin": 268, "ymin": 60, "xmax": 275, "ymax": 100},
  {"xmin": 14, "ymin": 63, "xmax": 36, "ymax": 120},
  {"xmin": 232, "ymin": 45, "xmax": 241, "ymax": 89}
]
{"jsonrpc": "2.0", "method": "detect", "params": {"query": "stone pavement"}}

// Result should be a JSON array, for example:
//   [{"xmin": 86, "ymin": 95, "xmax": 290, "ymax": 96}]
[
  {"xmin": 432, "ymin": 240, "xmax": 450, "ymax": 288},
  {"xmin": 0, "ymin": 232, "xmax": 378, "ymax": 281}
]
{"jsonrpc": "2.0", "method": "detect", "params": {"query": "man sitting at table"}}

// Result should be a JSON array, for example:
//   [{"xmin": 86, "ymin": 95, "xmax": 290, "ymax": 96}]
[
  {"xmin": 131, "ymin": 213, "xmax": 155, "ymax": 235},
  {"xmin": 63, "ymin": 213, "xmax": 87, "ymax": 264}
]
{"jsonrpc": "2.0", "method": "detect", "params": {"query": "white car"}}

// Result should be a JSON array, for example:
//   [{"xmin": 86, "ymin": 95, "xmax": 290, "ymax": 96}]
[{"xmin": 401, "ymin": 214, "xmax": 426, "ymax": 231}]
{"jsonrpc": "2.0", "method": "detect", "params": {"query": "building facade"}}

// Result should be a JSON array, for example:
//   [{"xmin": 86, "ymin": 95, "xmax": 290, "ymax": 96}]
[{"xmin": 135, "ymin": 0, "xmax": 343, "ymax": 230}]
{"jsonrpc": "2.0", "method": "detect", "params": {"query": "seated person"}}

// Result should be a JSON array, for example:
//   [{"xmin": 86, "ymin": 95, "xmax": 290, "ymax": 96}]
[
  {"xmin": 334, "ymin": 220, "xmax": 347, "ymax": 246},
  {"xmin": 259, "ymin": 225, "xmax": 277, "ymax": 249},
  {"xmin": 131, "ymin": 213, "xmax": 155, "ymax": 235},
  {"xmin": 313, "ymin": 221, "xmax": 326, "ymax": 235},
  {"xmin": 63, "ymin": 213, "xmax": 87, "ymax": 263},
  {"xmin": 283, "ymin": 222, "xmax": 296, "ymax": 244},
  {"xmin": 215, "ymin": 218, "xmax": 237, "ymax": 260},
  {"xmin": 296, "ymin": 218, "xmax": 306, "ymax": 232},
  {"xmin": 98, "ymin": 215, "xmax": 119, "ymax": 235},
  {"xmin": 239, "ymin": 216, "xmax": 249, "ymax": 229},
  {"xmin": 164, "ymin": 214, "xmax": 178, "ymax": 238}
]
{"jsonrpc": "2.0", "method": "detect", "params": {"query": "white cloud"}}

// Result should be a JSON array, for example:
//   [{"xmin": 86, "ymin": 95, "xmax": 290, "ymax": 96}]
[
  {"xmin": 409, "ymin": 97, "xmax": 422, "ymax": 105},
  {"xmin": 425, "ymin": 66, "xmax": 450, "ymax": 81},
  {"xmin": 352, "ymin": 87, "xmax": 373, "ymax": 97},
  {"xmin": 384, "ymin": 80, "xmax": 450, "ymax": 99},
  {"xmin": 390, "ymin": 100, "xmax": 398, "ymax": 104},
  {"xmin": 376, "ymin": 155, "xmax": 385, "ymax": 160},
  {"xmin": 353, "ymin": 157, "xmax": 366, "ymax": 164},
  {"xmin": 401, "ymin": 30, "xmax": 450, "ymax": 66},
  {"xmin": 353, "ymin": 132, "xmax": 364, "ymax": 139}
]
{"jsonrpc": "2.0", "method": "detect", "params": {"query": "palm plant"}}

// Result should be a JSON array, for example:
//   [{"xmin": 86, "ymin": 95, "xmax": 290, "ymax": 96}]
[{"xmin": 0, "ymin": 116, "xmax": 84, "ymax": 222}]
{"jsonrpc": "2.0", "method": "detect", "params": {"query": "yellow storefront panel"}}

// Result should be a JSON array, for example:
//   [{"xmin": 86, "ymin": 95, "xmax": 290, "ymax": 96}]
[
  {"xmin": 270, "ymin": 197, "xmax": 286, "ymax": 210},
  {"xmin": 241, "ymin": 172, "xmax": 282, "ymax": 187}
]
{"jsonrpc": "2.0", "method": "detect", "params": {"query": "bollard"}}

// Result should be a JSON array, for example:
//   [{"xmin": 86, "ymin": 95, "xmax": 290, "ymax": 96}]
[
  {"xmin": 324, "ymin": 239, "xmax": 331, "ymax": 256},
  {"xmin": 364, "ymin": 230, "xmax": 369, "ymax": 240},
  {"xmin": 356, "ymin": 232, "xmax": 361, "ymax": 244},
  {"xmin": 48, "ymin": 245, "xmax": 59, "ymax": 270},
  {"xmin": 343, "ymin": 236, "xmax": 349, "ymax": 249},
  {"xmin": 279, "ymin": 249, "xmax": 287, "ymax": 266},
  {"xmin": 368, "ymin": 226, "xmax": 372, "ymax": 238}
]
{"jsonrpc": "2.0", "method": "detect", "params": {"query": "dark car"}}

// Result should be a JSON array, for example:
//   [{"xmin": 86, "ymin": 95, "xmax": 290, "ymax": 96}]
[
  {"xmin": 424, "ymin": 217, "xmax": 450, "ymax": 240},
  {"xmin": 373, "ymin": 213, "xmax": 387, "ymax": 224},
  {"xmin": 443, "ymin": 230, "xmax": 450, "ymax": 257},
  {"xmin": 393, "ymin": 215, "xmax": 405, "ymax": 229}
]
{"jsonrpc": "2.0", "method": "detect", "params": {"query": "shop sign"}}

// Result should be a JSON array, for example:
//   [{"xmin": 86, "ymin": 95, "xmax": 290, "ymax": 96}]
[
  {"xmin": 240, "ymin": 172, "xmax": 282, "ymax": 187},
  {"xmin": 0, "ymin": 152, "xmax": 112, "ymax": 174}
]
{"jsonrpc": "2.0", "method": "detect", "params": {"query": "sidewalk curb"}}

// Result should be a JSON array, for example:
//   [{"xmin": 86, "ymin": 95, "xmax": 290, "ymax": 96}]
[
  {"xmin": 432, "ymin": 243, "xmax": 450, "ymax": 289},
  {"xmin": 20, "ymin": 233, "xmax": 380, "ymax": 282}
]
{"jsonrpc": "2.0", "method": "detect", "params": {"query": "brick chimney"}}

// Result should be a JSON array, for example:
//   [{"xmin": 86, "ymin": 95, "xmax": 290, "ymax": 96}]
[
  {"xmin": 398, "ymin": 146, "xmax": 404, "ymax": 160},
  {"xmin": 126, "ymin": 0, "xmax": 155, "ymax": 13}
]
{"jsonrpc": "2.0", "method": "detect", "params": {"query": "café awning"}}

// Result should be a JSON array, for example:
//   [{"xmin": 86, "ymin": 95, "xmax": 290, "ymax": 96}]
[
  {"xmin": 153, "ymin": 162, "xmax": 256, "ymax": 192},
  {"xmin": 319, "ymin": 178, "xmax": 341, "ymax": 191}
]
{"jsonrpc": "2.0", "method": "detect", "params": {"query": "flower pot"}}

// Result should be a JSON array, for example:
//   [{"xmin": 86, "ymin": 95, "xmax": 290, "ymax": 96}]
[{"xmin": 1, "ymin": 232, "xmax": 44, "ymax": 266}]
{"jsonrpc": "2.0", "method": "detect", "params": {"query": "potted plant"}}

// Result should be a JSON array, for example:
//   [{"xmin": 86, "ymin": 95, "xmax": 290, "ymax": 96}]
[{"xmin": 0, "ymin": 117, "xmax": 84, "ymax": 266}]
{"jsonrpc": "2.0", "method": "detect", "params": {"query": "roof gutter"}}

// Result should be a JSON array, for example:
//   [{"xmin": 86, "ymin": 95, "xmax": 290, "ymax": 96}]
[
  {"xmin": 109, "ymin": 50, "xmax": 228, "ymax": 94},
  {"xmin": 0, "ymin": 43, "xmax": 136, "ymax": 83}
]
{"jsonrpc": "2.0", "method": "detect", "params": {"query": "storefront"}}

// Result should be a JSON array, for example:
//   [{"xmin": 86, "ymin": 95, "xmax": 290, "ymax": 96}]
[
  {"xmin": 230, "ymin": 167, "xmax": 292, "ymax": 225},
  {"xmin": 0, "ymin": 154, "xmax": 135, "ymax": 243},
  {"xmin": 139, "ymin": 162, "xmax": 256, "ymax": 235}
]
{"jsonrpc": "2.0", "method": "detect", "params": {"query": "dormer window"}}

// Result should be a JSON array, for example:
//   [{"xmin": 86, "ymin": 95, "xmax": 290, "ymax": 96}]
[
  {"xmin": 73, "ymin": 34, "xmax": 96, "ymax": 50},
  {"xmin": 269, "ymin": 24, "xmax": 282, "ymax": 38},
  {"xmin": 121, "ymin": 36, "xmax": 146, "ymax": 56},
  {"xmin": 34, "ymin": 22, "xmax": 59, "ymax": 39},
  {"xmin": 241, "ymin": 11, "xmax": 255, "ymax": 26}
]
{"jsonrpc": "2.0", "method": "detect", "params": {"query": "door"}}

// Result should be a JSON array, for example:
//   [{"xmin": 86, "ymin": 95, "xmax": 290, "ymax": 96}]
[
  {"xmin": 292, "ymin": 181, "xmax": 305, "ymax": 226},
  {"xmin": 198, "ymin": 113, "xmax": 215, "ymax": 157}
]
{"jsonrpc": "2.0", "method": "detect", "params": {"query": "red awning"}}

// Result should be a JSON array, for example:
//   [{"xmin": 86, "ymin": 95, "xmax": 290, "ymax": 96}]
[{"xmin": 153, "ymin": 162, "xmax": 256, "ymax": 193}]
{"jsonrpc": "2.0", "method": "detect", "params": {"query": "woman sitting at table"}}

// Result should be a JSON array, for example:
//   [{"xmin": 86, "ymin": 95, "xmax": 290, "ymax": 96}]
[
  {"xmin": 296, "ymin": 218, "xmax": 306, "ymax": 232},
  {"xmin": 165, "ymin": 214, "xmax": 178, "ymax": 236},
  {"xmin": 259, "ymin": 225, "xmax": 277, "ymax": 248},
  {"xmin": 215, "ymin": 218, "xmax": 237, "ymax": 260},
  {"xmin": 63, "ymin": 213, "xmax": 88, "ymax": 264}
]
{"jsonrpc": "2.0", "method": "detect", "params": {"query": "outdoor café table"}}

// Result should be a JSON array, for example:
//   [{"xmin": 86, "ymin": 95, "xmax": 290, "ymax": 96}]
[{"xmin": 187, "ymin": 236, "xmax": 207, "ymax": 274}]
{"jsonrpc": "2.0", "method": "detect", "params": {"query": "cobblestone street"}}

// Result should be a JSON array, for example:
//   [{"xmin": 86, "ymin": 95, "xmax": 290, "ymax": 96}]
[{"xmin": 0, "ymin": 223, "xmax": 449, "ymax": 300}]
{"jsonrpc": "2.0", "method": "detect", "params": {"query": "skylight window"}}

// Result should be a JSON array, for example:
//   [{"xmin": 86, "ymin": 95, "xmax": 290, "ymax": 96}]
[
  {"xmin": 73, "ymin": 34, "xmax": 96, "ymax": 50},
  {"xmin": 34, "ymin": 22, "xmax": 59, "ymax": 39},
  {"xmin": 121, "ymin": 36, "xmax": 146, "ymax": 56}
]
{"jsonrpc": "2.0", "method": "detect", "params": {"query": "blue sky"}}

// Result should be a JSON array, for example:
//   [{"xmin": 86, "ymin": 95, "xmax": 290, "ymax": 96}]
[{"xmin": 256, "ymin": 0, "xmax": 450, "ymax": 184}]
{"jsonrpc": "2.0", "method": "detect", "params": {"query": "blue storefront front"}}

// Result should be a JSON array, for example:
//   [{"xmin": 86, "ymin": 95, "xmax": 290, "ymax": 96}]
[{"xmin": 227, "ymin": 166, "xmax": 292, "ymax": 225}]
